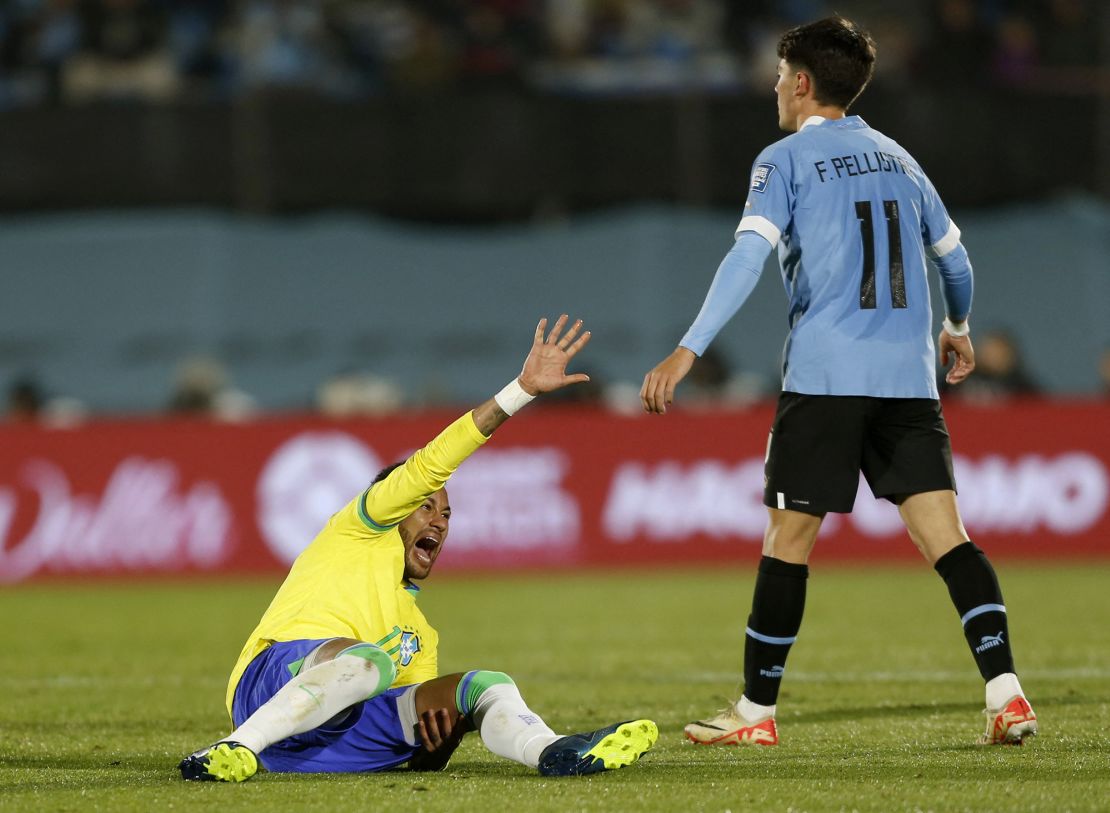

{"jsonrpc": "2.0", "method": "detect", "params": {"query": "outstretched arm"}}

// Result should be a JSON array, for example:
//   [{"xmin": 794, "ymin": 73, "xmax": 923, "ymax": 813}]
[
  {"xmin": 361, "ymin": 315, "xmax": 591, "ymax": 529},
  {"xmin": 471, "ymin": 314, "xmax": 591, "ymax": 435}
]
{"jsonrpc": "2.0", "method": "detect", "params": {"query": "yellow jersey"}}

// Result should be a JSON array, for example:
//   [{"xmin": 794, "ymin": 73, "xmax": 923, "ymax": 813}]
[{"xmin": 226, "ymin": 411, "xmax": 489, "ymax": 716}]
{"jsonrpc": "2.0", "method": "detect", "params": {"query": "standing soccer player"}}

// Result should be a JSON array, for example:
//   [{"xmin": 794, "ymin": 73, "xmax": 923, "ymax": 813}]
[{"xmin": 641, "ymin": 17, "xmax": 1036, "ymax": 746}]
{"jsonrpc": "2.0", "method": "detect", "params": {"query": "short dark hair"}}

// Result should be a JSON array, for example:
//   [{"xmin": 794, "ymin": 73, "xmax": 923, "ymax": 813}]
[
  {"xmin": 777, "ymin": 17, "xmax": 876, "ymax": 110},
  {"xmin": 372, "ymin": 462, "xmax": 404, "ymax": 485}
]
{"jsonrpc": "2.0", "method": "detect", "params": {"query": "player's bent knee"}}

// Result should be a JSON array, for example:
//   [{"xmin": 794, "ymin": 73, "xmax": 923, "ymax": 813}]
[
  {"xmin": 455, "ymin": 670, "xmax": 514, "ymax": 718},
  {"xmin": 336, "ymin": 643, "xmax": 396, "ymax": 698}
]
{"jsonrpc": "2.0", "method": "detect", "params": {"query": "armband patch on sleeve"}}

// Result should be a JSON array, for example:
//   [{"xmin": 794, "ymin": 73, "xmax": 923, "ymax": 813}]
[{"xmin": 750, "ymin": 163, "xmax": 777, "ymax": 193}]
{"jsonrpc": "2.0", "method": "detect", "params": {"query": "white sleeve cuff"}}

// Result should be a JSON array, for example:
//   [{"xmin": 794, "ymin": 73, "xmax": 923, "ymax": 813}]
[
  {"xmin": 927, "ymin": 221, "xmax": 961, "ymax": 258},
  {"xmin": 734, "ymin": 215, "xmax": 781, "ymax": 248},
  {"xmin": 943, "ymin": 317, "xmax": 970, "ymax": 337}
]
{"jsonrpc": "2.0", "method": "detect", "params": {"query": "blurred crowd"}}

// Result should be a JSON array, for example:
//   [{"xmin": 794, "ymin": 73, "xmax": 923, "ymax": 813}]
[
  {"xmin": 7, "ymin": 337, "xmax": 1110, "ymax": 424},
  {"xmin": 0, "ymin": 0, "xmax": 1102, "ymax": 108},
  {"xmin": 0, "ymin": 0, "xmax": 1105, "ymax": 421}
]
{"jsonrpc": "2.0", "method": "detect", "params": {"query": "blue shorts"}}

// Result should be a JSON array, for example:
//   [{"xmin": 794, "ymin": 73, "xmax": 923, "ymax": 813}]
[{"xmin": 231, "ymin": 639, "xmax": 421, "ymax": 773}]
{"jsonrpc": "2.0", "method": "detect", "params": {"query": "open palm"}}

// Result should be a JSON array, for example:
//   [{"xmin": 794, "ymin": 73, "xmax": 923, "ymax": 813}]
[{"xmin": 518, "ymin": 315, "xmax": 592, "ymax": 395}]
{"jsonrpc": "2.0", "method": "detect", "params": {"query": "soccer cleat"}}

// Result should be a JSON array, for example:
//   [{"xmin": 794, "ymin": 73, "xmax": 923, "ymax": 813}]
[
  {"xmin": 684, "ymin": 707, "xmax": 778, "ymax": 746},
  {"xmin": 537, "ymin": 719, "xmax": 658, "ymax": 776},
  {"xmin": 179, "ymin": 741, "xmax": 259, "ymax": 782},
  {"xmin": 979, "ymin": 695, "xmax": 1037, "ymax": 745}
]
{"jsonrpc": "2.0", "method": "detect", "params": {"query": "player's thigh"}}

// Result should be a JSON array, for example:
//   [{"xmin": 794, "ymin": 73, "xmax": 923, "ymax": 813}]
[
  {"xmin": 862, "ymin": 398, "xmax": 956, "ymax": 504},
  {"xmin": 301, "ymin": 637, "xmax": 365, "ymax": 669},
  {"xmin": 414, "ymin": 673, "xmax": 483, "ymax": 735},
  {"xmin": 415, "ymin": 674, "xmax": 466, "ymax": 718},
  {"xmin": 764, "ymin": 392, "xmax": 867, "ymax": 515},
  {"xmin": 417, "ymin": 671, "xmax": 519, "ymax": 723},
  {"xmin": 232, "ymin": 638, "xmax": 342, "ymax": 726},
  {"xmin": 261, "ymin": 685, "xmax": 423, "ymax": 773}
]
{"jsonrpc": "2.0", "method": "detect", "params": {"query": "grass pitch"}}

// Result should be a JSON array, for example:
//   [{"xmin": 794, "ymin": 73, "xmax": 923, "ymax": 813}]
[{"xmin": 1, "ymin": 563, "xmax": 1108, "ymax": 812}]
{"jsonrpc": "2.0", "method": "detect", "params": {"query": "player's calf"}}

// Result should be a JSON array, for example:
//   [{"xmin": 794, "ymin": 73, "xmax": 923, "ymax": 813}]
[
  {"xmin": 180, "ymin": 640, "xmax": 396, "ymax": 779},
  {"xmin": 453, "ymin": 669, "xmax": 657, "ymax": 775}
]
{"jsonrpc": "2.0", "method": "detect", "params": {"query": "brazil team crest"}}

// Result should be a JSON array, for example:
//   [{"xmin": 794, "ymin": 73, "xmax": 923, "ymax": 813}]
[{"xmin": 399, "ymin": 631, "xmax": 421, "ymax": 666}]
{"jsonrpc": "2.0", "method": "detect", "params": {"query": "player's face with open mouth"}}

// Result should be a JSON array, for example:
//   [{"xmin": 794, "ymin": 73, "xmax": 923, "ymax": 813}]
[{"xmin": 399, "ymin": 488, "xmax": 450, "ymax": 581}]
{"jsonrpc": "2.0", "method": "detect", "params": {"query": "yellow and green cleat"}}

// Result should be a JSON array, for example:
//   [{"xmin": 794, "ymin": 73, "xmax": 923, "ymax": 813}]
[
  {"xmin": 537, "ymin": 719, "xmax": 658, "ymax": 776},
  {"xmin": 179, "ymin": 741, "xmax": 259, "ymax": 782}
]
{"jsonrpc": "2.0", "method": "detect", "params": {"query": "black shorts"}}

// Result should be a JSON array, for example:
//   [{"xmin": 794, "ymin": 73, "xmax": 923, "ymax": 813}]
[{"xmin": 763, "ymin": 392, "xmax": 956, "ymax": 516}]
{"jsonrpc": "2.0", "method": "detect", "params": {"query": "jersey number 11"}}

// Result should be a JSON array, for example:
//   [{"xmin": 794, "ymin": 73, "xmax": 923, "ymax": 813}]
[{"xmin": 855, "ymin": 200, "xmax": 906, "ymax": 310}]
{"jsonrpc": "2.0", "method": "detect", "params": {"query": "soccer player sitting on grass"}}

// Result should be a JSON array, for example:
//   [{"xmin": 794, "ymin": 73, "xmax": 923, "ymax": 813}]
[
  {"xmin": 641, "ymin": 17, "xmax": 1036, "ymax": 747},
  {"xmin": 180, "ymin": 315, "xmax": 658, "ymax": 782}
]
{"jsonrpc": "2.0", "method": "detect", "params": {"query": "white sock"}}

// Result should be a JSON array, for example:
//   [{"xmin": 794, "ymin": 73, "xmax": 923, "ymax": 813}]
[
  {"xmin": 737, "ymin": 695, "xmax": 776, "ymax": 723},
  {"xmin": 985, "ymin": 672, "xmax": 1024, "ymax": 711},
  {"xmin": 224, "ymin": 653, "xmax": 388, "ymax": 754},
  {"xmin": 471, "ymin": 683, "xmax": 561, "ymax": 767}
]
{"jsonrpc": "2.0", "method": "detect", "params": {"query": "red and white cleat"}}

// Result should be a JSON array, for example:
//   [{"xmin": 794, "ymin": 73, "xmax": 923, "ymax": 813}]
[
  {"xmin": 980, "ymin": 696, "xmax": 1037, "ymax": 745},
  {"xmin": 684, "ymin": 708, "xmax": 778, "ymax": 746}
]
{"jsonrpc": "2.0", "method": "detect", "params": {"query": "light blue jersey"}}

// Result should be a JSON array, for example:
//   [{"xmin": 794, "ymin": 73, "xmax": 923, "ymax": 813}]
[{"xmin": 681, "ymin": 115, "xmax": 972, "ymax": 399}]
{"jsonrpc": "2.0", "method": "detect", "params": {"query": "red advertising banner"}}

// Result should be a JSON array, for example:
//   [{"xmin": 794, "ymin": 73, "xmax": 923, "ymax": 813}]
[{"xmin": 1, "ymin": 401, "xmax": 1108, "ymax": 582}]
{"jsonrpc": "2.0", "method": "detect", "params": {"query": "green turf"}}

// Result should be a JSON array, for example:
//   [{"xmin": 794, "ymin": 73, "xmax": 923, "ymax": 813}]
[{"xmin": 1, "ymin": 564, "xmax": 1108, "ymax": 812}]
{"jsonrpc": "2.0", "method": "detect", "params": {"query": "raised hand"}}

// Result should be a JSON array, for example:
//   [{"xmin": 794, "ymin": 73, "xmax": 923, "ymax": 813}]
[{"xmin": 517, "ymin": 315, "xmax": 592, "ymax": 396}]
